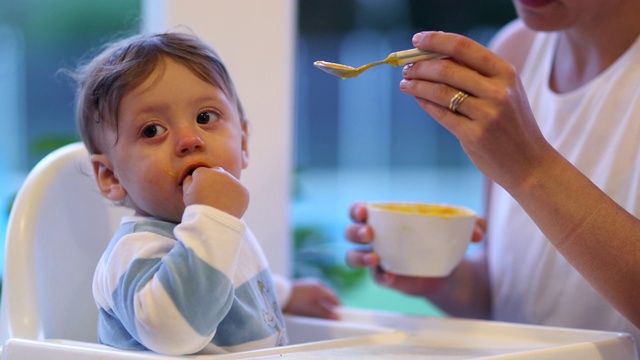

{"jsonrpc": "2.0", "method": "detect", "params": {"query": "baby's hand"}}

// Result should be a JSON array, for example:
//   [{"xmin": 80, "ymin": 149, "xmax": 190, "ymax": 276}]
[
  {"xmin": 284, "ymin": 279, "xmax": 341, "ymax": 320},
  {"xmin": 182, "ymin": 167, "xmax": 249, "ymax": 218}
]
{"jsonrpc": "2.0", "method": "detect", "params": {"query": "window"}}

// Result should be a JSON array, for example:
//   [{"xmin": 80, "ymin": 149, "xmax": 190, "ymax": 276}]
[
  {"xmin": 292, "ymin": 0, "xmax": 515, "ymax": 315},
  {"xmin": 0, "ymin": 0, "xmax": 141, "ymax": 273}
]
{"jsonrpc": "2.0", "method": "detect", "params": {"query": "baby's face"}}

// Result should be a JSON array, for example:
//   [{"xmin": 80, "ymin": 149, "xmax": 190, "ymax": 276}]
[{"xmin": 94, "ymin": 57, "xmax": 248, "ymax": 222}]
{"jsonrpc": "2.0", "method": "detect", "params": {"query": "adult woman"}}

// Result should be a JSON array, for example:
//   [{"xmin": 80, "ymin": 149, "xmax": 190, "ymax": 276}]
[{"xmin": 346, "ymin": 0, "xmax": 640, "ymax": 345}]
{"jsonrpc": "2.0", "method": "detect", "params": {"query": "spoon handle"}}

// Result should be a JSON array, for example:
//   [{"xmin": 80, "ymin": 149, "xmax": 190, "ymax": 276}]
[{"xmin": 384, "ymin": 48, "xmax": 442, "ymax": 67}]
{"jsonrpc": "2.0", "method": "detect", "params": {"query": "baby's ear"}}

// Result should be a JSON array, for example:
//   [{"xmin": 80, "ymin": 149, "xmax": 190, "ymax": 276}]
[
  {"xmin": 241, "ymin": 120, "xmax": 249, "ymax": 169},
  {"xmin": 91, "ymin": 154, "xmax": 127, "ymax": 202}
]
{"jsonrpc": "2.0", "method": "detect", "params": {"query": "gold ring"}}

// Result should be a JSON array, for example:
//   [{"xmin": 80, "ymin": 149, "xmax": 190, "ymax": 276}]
[{"xmin": 448, "ymin": 90, "xmax": 470, "ymax": 113}]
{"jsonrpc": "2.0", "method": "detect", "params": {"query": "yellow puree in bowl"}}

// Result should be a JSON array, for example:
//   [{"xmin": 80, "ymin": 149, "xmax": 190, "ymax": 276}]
[{"xmin": 371, "ymin": 203, "xmax": 471, "ymax": 217}]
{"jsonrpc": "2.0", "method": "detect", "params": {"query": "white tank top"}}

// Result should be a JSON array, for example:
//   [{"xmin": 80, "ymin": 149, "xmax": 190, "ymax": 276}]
[{"xmin": 488, "ymin": 31, "xmax": 640, "ymax": 344}]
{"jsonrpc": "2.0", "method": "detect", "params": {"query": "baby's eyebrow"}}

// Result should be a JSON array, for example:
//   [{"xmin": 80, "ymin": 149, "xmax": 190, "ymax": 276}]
[
  {"xmin": 128, "ymin": 103, "xmax": 169, "ymax": 118},
  {"xmin": 190, "ymin": 94, "xmax": 228, "ymax": 107}
]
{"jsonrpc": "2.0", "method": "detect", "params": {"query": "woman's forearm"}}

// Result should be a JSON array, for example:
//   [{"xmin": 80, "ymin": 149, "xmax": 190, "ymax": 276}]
[{"xmin": 506, "ymin": 148, "xmax": 640, "ymax": 327}]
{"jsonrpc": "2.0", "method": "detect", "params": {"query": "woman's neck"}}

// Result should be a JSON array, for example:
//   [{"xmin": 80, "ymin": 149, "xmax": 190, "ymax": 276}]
[{"xmin": 550, "ymin": 3, "xmax": 640, "ymax": 93}]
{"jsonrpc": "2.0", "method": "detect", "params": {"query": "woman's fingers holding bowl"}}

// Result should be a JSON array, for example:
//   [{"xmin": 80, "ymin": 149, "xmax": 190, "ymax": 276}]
[
  {"xmin": 346, "ymin": 249, "xmax": 379, "ymax": 268},
  {"xmin": 472, "ymin": 217, "xmax": 487, "ymax": 243},
  {"xmin": 372, "ymin": 267, "xmax": 447, "ymax": 297},
  {"xmin": 344, "ymin": 223, "xmax": 373, "ymax": 244},
  {"xmin": 346, "ymin": 202, "xmax": 374, "ymax": 244},
  {"xmin": 349, "ymin": 201, "xmax": 369, "ymax": 222}
]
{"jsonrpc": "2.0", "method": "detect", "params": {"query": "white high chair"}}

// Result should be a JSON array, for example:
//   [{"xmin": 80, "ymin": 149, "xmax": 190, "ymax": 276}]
[
  {"xmin": 0, "ymin": 142, "xmax": 394, "ymax": 359},
  {"xmin": 0, "ymin": 142, "xmax": 144, "ymax": 358}
]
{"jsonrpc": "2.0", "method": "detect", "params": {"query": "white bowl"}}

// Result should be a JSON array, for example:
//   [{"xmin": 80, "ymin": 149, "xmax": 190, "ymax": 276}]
[{"xmin": 368, "ymin": 202, "xmax": 477, "ymax": 277}]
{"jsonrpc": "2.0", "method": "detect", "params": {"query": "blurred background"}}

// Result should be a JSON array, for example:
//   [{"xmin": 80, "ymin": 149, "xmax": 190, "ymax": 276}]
[{"xmin": 0, "ymin": 0, "xmax": 515, "ymax": 316}]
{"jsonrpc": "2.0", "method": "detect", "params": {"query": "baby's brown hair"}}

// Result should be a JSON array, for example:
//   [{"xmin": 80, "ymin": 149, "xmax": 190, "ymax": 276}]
[{"xmin": 71, "ymin": 31, "xmax": 245, "ymax": 154}]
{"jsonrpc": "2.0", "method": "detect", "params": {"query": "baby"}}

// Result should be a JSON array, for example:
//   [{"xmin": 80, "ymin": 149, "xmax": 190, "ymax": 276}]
[{"xmin": 72, "ymin": 31, "xmax": 289, "ymax": 355}]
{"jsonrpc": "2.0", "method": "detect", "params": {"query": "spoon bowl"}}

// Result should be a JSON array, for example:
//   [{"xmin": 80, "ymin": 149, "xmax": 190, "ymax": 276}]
[{"xmin": 313, "ymin": 48, "xmax": 443, "ymax": 79}]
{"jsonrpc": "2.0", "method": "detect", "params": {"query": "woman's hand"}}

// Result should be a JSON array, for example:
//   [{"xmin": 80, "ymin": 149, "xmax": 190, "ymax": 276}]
[
  {"xmin": 344, "ymin": 202, "xmax": 486, "ymax": 297},
  {"xmin": 400, "ymin": 31, "xmax": 557, "ymax": 192}
]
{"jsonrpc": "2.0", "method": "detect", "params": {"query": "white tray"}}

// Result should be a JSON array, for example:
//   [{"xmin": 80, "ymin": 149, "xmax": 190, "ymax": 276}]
[
  {"xmin": 2, "ymin": 308, "xmax": 636, "ymax": 359},
  {"xmin": 217, "ymin": 308, "xmax": 637, "ymax": 359}
]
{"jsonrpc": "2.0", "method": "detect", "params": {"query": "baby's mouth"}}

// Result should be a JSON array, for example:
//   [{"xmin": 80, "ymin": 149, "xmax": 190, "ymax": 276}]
[
  {"xmin": 179, "ymin": 163, "xmax": 208, "ymax": 186},
  {"xmin": 179, "ymin": 169, "xmax": 196, "ymax": 186}
]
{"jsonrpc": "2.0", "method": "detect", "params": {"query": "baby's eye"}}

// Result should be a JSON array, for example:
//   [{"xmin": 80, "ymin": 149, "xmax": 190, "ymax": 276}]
[
  {"xmin": 197, "ymin": 111, "xmax": 219, "ymax": 125},
  {"xmin": 142, "ymin": 124, "xmax": 167, "ymax": 138}
]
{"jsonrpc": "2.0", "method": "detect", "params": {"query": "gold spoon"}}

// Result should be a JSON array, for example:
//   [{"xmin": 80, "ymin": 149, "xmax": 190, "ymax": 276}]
[{"xmin": 313, "ymin": 48, "xmax": 443, "ymax": 80}]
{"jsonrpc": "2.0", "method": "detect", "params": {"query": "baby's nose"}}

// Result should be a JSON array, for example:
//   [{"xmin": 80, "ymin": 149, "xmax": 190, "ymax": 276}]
[{"xmin": 177, "ymin": 131, "xmax": 205, "ymax": 154}]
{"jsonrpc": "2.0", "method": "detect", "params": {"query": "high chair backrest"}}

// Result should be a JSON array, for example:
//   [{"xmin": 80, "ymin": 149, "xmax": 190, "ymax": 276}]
[{"xmin": 0, "ymin": 142, "xmax": 133, "ymax": 344}]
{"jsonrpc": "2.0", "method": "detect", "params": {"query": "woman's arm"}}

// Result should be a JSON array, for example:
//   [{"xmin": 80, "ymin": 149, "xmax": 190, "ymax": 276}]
[
  {"xmin": 403, "ymin": 30, "xmax": 640, "ymax": 327},
  {"xmin": 508, "ymin": 146, "xmax": 640, "ymax": 327}
]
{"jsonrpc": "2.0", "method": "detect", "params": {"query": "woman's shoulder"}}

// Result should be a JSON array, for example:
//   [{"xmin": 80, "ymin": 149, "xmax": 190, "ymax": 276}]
[{"xmin": 488, "ymin": 19, "xmax": 537, "ymax": 73}]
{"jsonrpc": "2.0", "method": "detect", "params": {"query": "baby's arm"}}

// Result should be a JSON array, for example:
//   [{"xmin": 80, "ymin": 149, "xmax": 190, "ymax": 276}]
[
  {"xmin": 284, "ymin": 279, "xmax": 341, "ymax": 320},
  {"xmin": 272, "ymin": 275, "xmax": 341, "ymax": 320},
  {"xmin": 94, "ymin": 205, "xmax": 245, "ymax": 355}
]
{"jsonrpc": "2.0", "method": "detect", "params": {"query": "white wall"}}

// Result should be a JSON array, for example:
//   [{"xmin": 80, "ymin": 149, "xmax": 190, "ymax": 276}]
[{"xmin": 142, "ymin": 0, "xmax": 296, "ymax": 276}]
